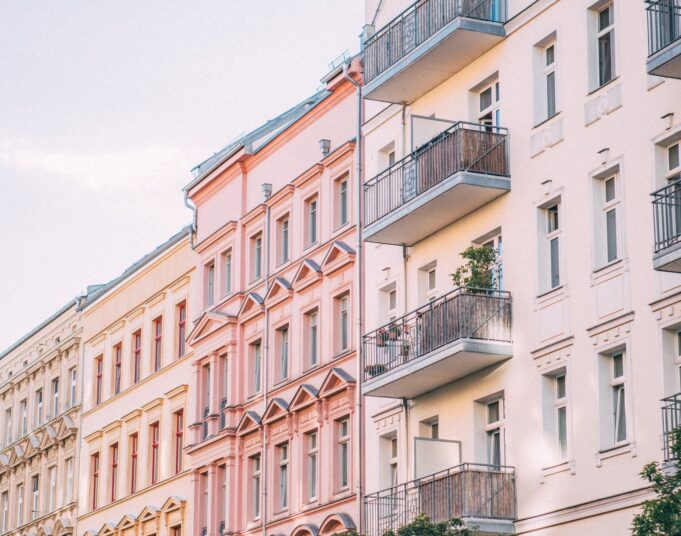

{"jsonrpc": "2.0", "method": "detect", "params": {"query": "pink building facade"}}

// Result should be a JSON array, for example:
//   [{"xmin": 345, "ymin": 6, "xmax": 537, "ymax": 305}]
[{"xmin": 184, "ymin": 60, "xmax": 361, "ymax": 536}]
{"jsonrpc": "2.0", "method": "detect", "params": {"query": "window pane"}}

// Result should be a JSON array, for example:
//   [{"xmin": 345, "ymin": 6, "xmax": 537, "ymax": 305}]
[
  {"xmin": 546, "ymin": 44, "xmax": 555, "ymax": 66},
  {"xmin": 670, "ymin": 144, "xmax": 680, "ymax": 171},
  {"xmin": 558, "ymin": 406, "xmax": 567, "ymax": 458},
  {"xmin": 487, "ymin": 401, "xmax": 500, "ymax": 424},
  {"xmin": 479, "ymin": 87, "xmax": 492, "ymax": 111},
  {"xmin": 613, "ymin": 353, "xmax": 624, "ymax": 378},
  {"xmin": 605, "ymin": 178, "xmax": 616, "ymax": 202},
  {"xmin": 547, "ymin": 205, "xmax": 559, "ymax": 232},
  {"xmin": 615, "ymin": 387, "xmax": 627, "ymax": 442},
  {"xmin": 606, "ymin": 209, "xmax": 618, "ymax": 262},
  {"xmin": 556, "ymin": 375, "xmax": 566, "ymax": 399},
  {"xmin": 598, "ymin": 32, "xmax": 613, "ymax": 86},
  {"xmin": 546, "ymin": 71, "xmax": 556, "ymax": 118},
  {"xmin": 550, "ymin": 237, "xmax": 560, "ymax": 288}
]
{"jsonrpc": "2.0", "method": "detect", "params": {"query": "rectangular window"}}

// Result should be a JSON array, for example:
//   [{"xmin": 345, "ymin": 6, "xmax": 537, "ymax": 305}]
[
  {"xmin": 20, "ymin": 399, "xmax": 27, "ymax": 436},
  {"xmin": 177, "ymin": 301, "xmax": 187, "ymax": 358},
  {"xmin": 90, "ymin": 453, "xmax": 99, "ymax": 510},
  {"xmin": 278, "ymin": 326, "xmax": 289, "ymax": 382},
  {"xmin": 153, "ymin": 316, "xmax": 163, "ymax": 372},
  {"xmin": 277, "ymin": 443, "xmax": 289, "ymax": 510},
  {"xmin": 132, "ymin": 331, "xmax": 141, "ymax": 384},
  {"xmin": 390, "ymin": 437, "xmax": 398, "ymax": 486},
  {"xmin": 252, "ymin": 233, "xmax": 263, "ymax": 281},
  {"xmin": 4, "ymin": 409, "xmax": 10, "ymax": 447},
  {"xmin": 64, "ymin": 457, "xmax": 74, "ymax": 504},
  {"xmin": 113, "ymin": 343, "xmax": 122, "ymax": 395},
  {"xmin": 206, "ymin": 262, "xmax": 215, "ymax": 307},
  {"xmin": 48, "ymin": 465, "xmax": 56, "ymax": 511},
  {"xmin": 337, "ymin": 418, "xmax": 350, "ymax": 490},
  {"xmin": 337, "ymin": 294, "xmax": 350, "ymax": 354},
  {"xmin": 251, "ymin": 341, "xmax": 262, "ymax": 394},
  {"xmin": 174, "ymin": 410, "xmax": 184, "ymax": 474},
  {"xmin": 278, "ymin": 217, "xmax": 290, "ymax": 265},
  {"xmin": 486, "ymin": 399, "xmax": 504, "ymax": 466},
  {"xmin": 95, "ymin": 355, "xmax": 104, "ymax": 404},
  {"xmin": 150, "ymin": 422, "xmax": 160, "ymax": 485},
  {"xmin": 306, "ymin": 310, "xmax": 319, "ymax": 367},
  {"xmin": 611, "ymin": 352, "xmax": 627, "ymax": 444},
  {"xmin": 129, "ymin": 433, "xmax": 138, "ymax": 494},
  {"xmin": 545, "ymin": 43, "xmax": 556, "ymax": 118},
  {"xmin": 1, "ymin": 491, "xmax": 8, "ymax": 533},
  {"xmin": 202, "ymin": 363, "xmax": 211, "ymax": 439},
  {"xmin": 597, "ymin": 4, "xmax": 615, "ymax": 87},
  {"xmin": 306, "ymin": 431, "xmax": 318, "ymax": 501},
  {"xmin": 337, "ymin": 177, "xmax": 349, "ymax": 228},
  {"xmin": 69, "ymin": 367, "xmax": 77, "ymax": 407},
  {"xmin": 306, "ymin": 196, "xmax": 318, "ymax": 246},
  {"xmin": 540, "ymin": 203, "xmax": 561, "ymax": 292},
  {"xmin": 602, "ymin": 175, "xmax": 620, "ymax": 264},
  {"xmin": 218, "ymin": 465, "xmax": 227, "ymax": 528},
  {"xmin": 51, "ymin": 378, "xmax": 59, "ymax": 418},
  {"xmin": 109, "ymin": 443, "xmax": 118, "ymax": 502},
  {"xmin": 250, "ymin": 454, "xmax": 261, "ymax": 519},
  {"xmin": 478, "ymin": 80, "xmax": 501, "ymax": 126},
  {"xmin": 35, "ymin": 389, "xmax": 43, "ymax": 427},
  {"xmin": 222, "ymin": 249, "xmax": 233, "ymax": 295},
  {"xmin": 555, "ymin": 374, "xmax": 568, "ymax": 459},
  {"xmin": 16, "ymin": 484, "xmax": 23, "ymax": 526},
  {"xmin": 31, "ymin": 475, "xmax": 39, "ymax": 520}
]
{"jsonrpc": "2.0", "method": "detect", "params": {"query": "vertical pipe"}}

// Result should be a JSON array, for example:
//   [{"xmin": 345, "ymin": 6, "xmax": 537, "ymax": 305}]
[{"xmin": 261, "ymin": 193, "xmax": 271, "ymax": 536}]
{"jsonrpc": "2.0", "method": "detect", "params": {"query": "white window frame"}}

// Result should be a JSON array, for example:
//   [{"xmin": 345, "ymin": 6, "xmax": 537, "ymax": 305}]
[
  {"xmin": 1, "ymin": 491, "xmax": 7, "ymax": 533},
  {"xmin": 554, "ymin": 374, "xmax": 568, "ymax": 460},
  {"xmin": 338, "ymin": 294, "xmax": 350, "ymax": 354},
  {"xmin": 277, "ymin": 442, "xmax": 289, "ymax": 511},
  {"xmin": 389, "ymin": 437, "xmax": 398, "ymax": 487},
  {"xmin": 337, "ymin": 418, "xmax": 350, "ymax": 490},
  {"xmin": 485, "ymin": 398, "xmax": 505, "ymax": 466},
  {"xmin": 482, "ymin": 233, "xmax": 504, "ymax": 290},
  {"xmin": 337, "ymin": 177, "xmax": 349, "ymax": 228},
  {"xmin": 48, "ymin": 465, "xmax": 57, "ymax": 511},
  {"xmin": 611, "ymin": 352, "xmax": 627, "ymax": 445},
  {"xmin": 667, "ymin": 142, "xmax": 681, "ymax": 183},
  {"xmin": 279, "ymin": 217, "xmax": 290, "ymax": 265},
  {"xmin": 543, "ymin": 41, "xmax": 557, "ymax": 120},
  {"xmin": 478, "ymin": 80, "xmax": 501, "ymax": 127},
  {"xmin": 599, "ymin": 173, "xmax": 621, "ymax": 266},
  {"xmin": 307, "ymin": 196, "xmax": 318, "ymax": 247},
  {"xmin": 539, "ymin": 202, "xmax": 561, "ymax": 293},
  {"xmin": 222, "ymin": 248, "xmax": 233, "ymax": 296},
  {"xmin": 64, "ymin": 457, "xmax": 74, "ymax": 504},
  {"xmin": 35, "ymin": 389, "xmax": 43, "ymax": 428},
  {"xmin": 52, "ymin": 378, "xmax": 59, "ymax": 418},
  {"xmin": 596, "ymin": 3, "xmax": 615, "ymax": 88},
  {"xmin": 251, "ymin": 454, "xmax": 261, "ymax": 520},
  {"xmin": 31, "ymin": 475, "xmax": 39, "ymax": 520},
  {"xmin": 306, "ymin": 431, "xmax": 318, "ymax": 501},
  {"xmin": 278, "ymin": 326, "xmax": 289, "ymax": 382},
  {"xmin": 69, "ymin": 367, "xmax": 77, "ymax": 407},
  {"xmin": 307, "ymin": 310, "xmax": 319, "ymax": 368},
  {"xmin": 16, "ymin": 483, "xmax": 23, "ymax": 527}
]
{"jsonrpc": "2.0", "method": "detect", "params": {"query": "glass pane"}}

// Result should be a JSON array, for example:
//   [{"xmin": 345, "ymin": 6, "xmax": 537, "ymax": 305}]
[
  {"xmin": 605, "ymin": 177, "xmax": 616, "ymax": 202},
  {"xmin": 558, "ymin": 406, "xmax": 567, "ymax": 458},
  {"xmin": 598, "ymin": 32, "xmax": 613, "ymax": 86},
  {"xmin": 487, "ymin": 400, "xmax": 500, "ymax": 424},
  {"xmin": 599, "ymin": 6, "xmax": 611, "ymax": 31},
  {"xmin": 556, "ymin": 375, "xmax": 566, "ymax": 399},
  {"xmin": 616, "ymin": 387, "xmax": 627, "ymax": 442},
  {"xmin": 613, "ymin": 353, "xmax": 624, "ymax": 378},
  {"xmin": 670, "ymin": 144, "xmax": 680, "ymax": 171},
  {"xmin": 546, "ymin": 71, "xmax": 556, "ymax": 118},
  {"xmin": 547, "ymin": 205, "xmax": 559, "ymax": 232},
  {"xmin": 550, "ymin": 237, "xmax": 560, "ymax": 288},
  {"xmin": 546, "ymin": 44, "xmax": 555, "ymax": 66},
  {"xmin": 606, "ymin": 209, "xmax": 618, "ymax": 262},
  {"xmin": 479, "ymin": 87, "xmax": 492, "ymax": 111}
]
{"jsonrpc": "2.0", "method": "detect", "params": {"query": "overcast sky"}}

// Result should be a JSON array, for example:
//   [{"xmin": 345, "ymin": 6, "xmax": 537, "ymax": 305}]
[{"xmin": 0, "ymin": 1, "xmax": 364, "ymax": 351}]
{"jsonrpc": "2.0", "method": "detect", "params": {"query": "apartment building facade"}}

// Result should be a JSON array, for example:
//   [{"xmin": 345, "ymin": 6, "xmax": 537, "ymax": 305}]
[
  {"xmin": 76, "ymin": 229, "xmax": 194, "ymax": 536},
  {"xmin": 0, "ymin": 301, "xmax": 82, "ymax": 536},
  {"xmin": 183, "ymin": 59, "xmax": 361, "ymax": 536},
  {"xmin": 359, "ymin": 0, "xmax": 681, "ymax": 535}
]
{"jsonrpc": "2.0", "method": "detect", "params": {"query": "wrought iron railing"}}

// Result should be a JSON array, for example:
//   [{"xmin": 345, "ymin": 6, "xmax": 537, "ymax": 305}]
[
  {"xmin": 220, "ymin": 398, "xmax": 228, "ymax": 430},
  {"xmin": 647, "ymin": 0, "xmax": 681, "ymax": 56},
  {"xmin": 365, "ymin": 463, "xmax": 516, "ymax": 536},
  {"xmin": 652, "ymin": 182, "xmax": 681, "ymax": 253},
  {"xmin": 364, "ymin": 122, "xmax": 509, "ymax": 227},
  {"xmin": 363, "ymin": 288, "xmax": 511, "ymax": 383},
  {"xmin": 364, "ymin": 0, "xmax": 506, "ymax": 82},
  {"xmin": 662, "ymin": 392, "xmax": 681, "ymax": 461}
]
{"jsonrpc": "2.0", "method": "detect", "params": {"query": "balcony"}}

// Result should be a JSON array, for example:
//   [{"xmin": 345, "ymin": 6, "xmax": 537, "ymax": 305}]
[
  {"xmin": 363, "ymin": 0, "xmax": 506, "ymax": 103},
  {"xmin": 662, "ymin": 393, "xmax": 681, "ymax": 462},
  {"xmin": 652, "ymin": 183, "xmax": 681, "ymax": 271},
  {"xmin": 646, "ymin": 0, "xmax": 681, "ymax": 78},
  {"xmin": 365, "ymin": 463, "xmax": 516, "ymax": 536},
  {"xmin": 364, "ymin": 123, "xmax": 510, "ymax": 246},
  {"xmin": 363, "ymin": 288, "xmax": 512, "ymax": 398}
]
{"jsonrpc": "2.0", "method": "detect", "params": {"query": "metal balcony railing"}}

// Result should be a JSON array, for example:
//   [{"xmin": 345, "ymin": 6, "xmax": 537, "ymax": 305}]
[
  {"xmin": 647, "ymin": 0, "xmax": 681, "ymax": 56},
  {"xmin": 365, "ymin": 463, "xmax": 516, "ymax": 536},
  {"xmin": 662, "ymin": 392, "xmax": 681, "ymax": 461},
  {"xmin": 364, "ymin": 0, "xmax": 505, "ymax": 82},
  {"xmin": 364, "ymin": 122, "xmax": 509, "ymax": 227},
  {"xmin": 652, "ymin": 182, "xmax": 681, "ymax": 253},
  {"xmin": 363, "ymin": 288, "xmax": 511, "ymax": 382}
]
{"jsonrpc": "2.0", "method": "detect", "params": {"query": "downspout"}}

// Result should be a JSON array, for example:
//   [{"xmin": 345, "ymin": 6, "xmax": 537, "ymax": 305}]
[
  {"xmin": 261, "ymin": 185, "xmax": 272, "ymax": 536},
  {"xmin": 183, "ymin": 189, "xmax": 197, "ymax": 250},
  {"xmin": 342, "ymin": 60, "xmax": 364, "ymax": 533}
]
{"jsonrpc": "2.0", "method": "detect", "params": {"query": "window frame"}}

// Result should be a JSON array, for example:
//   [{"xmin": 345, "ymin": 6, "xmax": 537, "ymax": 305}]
[
  {"xmin": 153, "ymin": 316, "xmax": 163, "ymax": 372},
  {"xmin": 174, "ymin": 410, "xmax": 184, "ymax": 474},
  {"xmin": 94, "ymin": 357, "xmax": 103, "ymax": 405},
  {"xmin": 109, "ymin": 442, "xmax": 119, "ymax": 503},
  {"xmin": 305, "ymin": 430, "xmax": 318, "ymax": 502},
  {"xmin": 132, "ymin": 330, "xmax": 142, "ymax": 384},
  {"xmin": 90, "ymin": 452, "xmax": 100, "ymax": 510},
  {"xmin": 113, "ymin": 343, "xmax": 122, "ymax": 395},
  {"xmin": 177, "ymin": 301, "xmax": 187, "ymax": 358},
  {"xmin": 150, "ymin": 421, "xmax": 160, "ymax": 485},
  {"xmin": 596, "ymin": 3, "xmax": 615, "ymax": 88}
]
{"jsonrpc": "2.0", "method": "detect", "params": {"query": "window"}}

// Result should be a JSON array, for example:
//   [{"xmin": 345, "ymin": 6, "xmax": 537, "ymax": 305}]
[
  {"xmin": 64, "ymin": 457, "xmax": 74, "ymax": 504},
  {"xmin": 336, "ymin": 176, "xmax": 349, "ymax": 228},
  {"xmin": 539, "ymin": 203, "xmax": 561, "ymax": 292},
  {"xmin": 174, "ymin": 410, "xmax": 184, "ymax": 474},
  {"xmin": 16, "ymin": 484, "xmax": 23, "ymax": 526},
  {"xmin": 278, "ymin": 217, "xmax": 290, "ymax": 265},
  {"xmin": 250, "ymin": 454, "xmax": 261, "ymax": 519},
  {"xmin": 486, "ymin": 399, "xmax": 504, "ymax": 466},
  {"xmin": 150, "ymin": 422, "xmax": 160, "ymax": 485},
  {"xmin": 171, "ymin": 526, "xmax": 182, "ymax": 536},
  {"xmin": 177, "ymin": 302, "xmax": 187, "ymax": 358},
  {"xmin": 277, "ymin": 326, "xmax": 289, "ymax": 382},
  {"xmin": 478, "ymin": 80, "xmax": 501, "ymax": 126},
  {"xmin": 51, "ymin": 378, "xmax": 59, "ymax": 418},
  {"xmin": 4, "ymin": 409, "xmax": 11, "ymax": 447},
  {"xmin": 389, "ymin": 437, "xmax": 398, "ymax": 486},
  {"xmin": 555, "ymin": 374, "xmax": 568, "ymax": 460},
  {"xmin": 153, "ymin": 316, "xmax": 163, "ymax": 372},
  {"xmin": 20, "ymin": 398, "xmax": 27, "ymax": 436},
  {"xmin": 132, "ymin": 331, "xmax": 141, "ymax": 384},
  {"xmin": 306, "ymin": 196, "xmax": 318, "ymax": 247},
  {"xmin": 597, "ymin": 174, "xmax": 620, "ymax": 265},
  {"xmin": 277, "ymin": 442, "xmax": 289, "ymax": 510},
  {"xmin": 389, "ymin": 288, "xmax": 397, "ymax": 313},
  {"xmin": 251, "ymin": 233, "xmax": 263, "ymax": 281},
  {"xmin": 200, "ymin": 472, "xmax": 208, "ymax": 530},
  {"xmin": 129, "ymin": 433, "xmax": 138, "ymax": 494},
  {"xmin": 611, "ymin": 352, "xmax": 627, "ymax": 444},
  {"xmin": 31, "ymin": 475, "xmax": 39, "ymax": 520},
  {"xmin": 596, "ymin": 3, "xmax": 615, "ymax": 87},
  {"xmin": 48, "ymin": 465, "xmax": 56, "ymax": 511},
  {"xmin": 306, "ymin": 310, "xmax": 319, "ymax": 368},
  {"xmin": 109, "ymin": 443, "xmax": 118, "ymax": 502},
  {"xmin": 545, "ymin": 43, "xmax": 557, "ymax": 118},
  {"xmin": 482, "ymin": 234, "xmax": 504, "ymax": 290},
  {"xmin": 251, "ymin": 341, "xmax": 262, "ymax": 394},
  {"xmin": 428, "ymin": 268, "xmax": 437, "ymax": 293},
  {"xmin": 337, "ymin": 418, "xmax": 350, "ymax": 490},
  {"xmin": 222, "ymin": 249, "xmax": 233, "ymax": 295},
  {"xmin": 205, "ymin": 262, "xmax": 215, "ymax": 307},
  {"xmin": 336, "ymin": 294, "xmax": 350, "ymax": 354},
  {"xmin": 418, "ymin": 261, "xmax": 438, "ymax": 304},
  {"xmin": 113, "ymin": 344, "xmax": 122, "ymax": 395},
  {"xmin": 306, "ymin": 431, "xmax": 318, "ymax": 501},
  {"xmin": 218, "ymin": 465, "xmax": 227, "ymax": 528},
  {"xmin": 668, "ymin": 142, "xmax": 681, "ymax": 183},
  {"xmin": 90, "ymin": 453, "xmax": 100, "ymax": 510},
  {"xmin": 69, "ymin": 367, "xmax": 77, "ymax": 407},
  {"xmin": 94, "ymin": 355, "xmax": 104, "ymax": 404},
  {"xmin": 35, "ymin": 389, "xmax": 43, "ymax": 427},
  {"xmin": 202, "ymin": 363, "xmax": 211, "ymax": 438},
  {"xmin": 1, "ymin": 491, "xmax": 7, "ymax": 533}
]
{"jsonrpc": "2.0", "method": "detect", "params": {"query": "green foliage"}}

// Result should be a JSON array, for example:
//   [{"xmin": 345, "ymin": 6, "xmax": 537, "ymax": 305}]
[
  {"xmin": 450, "ymin": 246, "xmax": 498, "ymax": 290},
  {"xmin": 382, "ymin": 513, "xmax": 473, "ymax": 536},
  {"xmin": 631, "ymin": 427, "xmax": 681, "ymax": 535}
]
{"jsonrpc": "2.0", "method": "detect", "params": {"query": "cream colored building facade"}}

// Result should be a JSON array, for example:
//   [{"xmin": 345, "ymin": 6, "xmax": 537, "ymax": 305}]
[
  {"xmin": 0, "ymin": 301, "xmax": 82, "ymax": 536},
  {"xmin": 76, "ymin": 229, "xmax": 194, "ymax": 536},
  {"xmin": 359, "ymin": 0, "xmax": 681, "ymax": 535}
]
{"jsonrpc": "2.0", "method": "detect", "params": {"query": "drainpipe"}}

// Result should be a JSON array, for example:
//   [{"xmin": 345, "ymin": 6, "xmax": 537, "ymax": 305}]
[
  {"xmin": 183, "ymin": 190, "xmax": 197, "ymax": 250},
  {"xmin": 261, "ymin": 184, "xmax": 272, "ymax": 536},
  {"xmin": 342, "ymin": 60, "xmax": 365, "ymax": 533}
]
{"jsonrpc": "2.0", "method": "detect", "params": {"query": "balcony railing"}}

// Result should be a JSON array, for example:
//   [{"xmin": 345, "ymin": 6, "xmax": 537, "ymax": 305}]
[
  {"xmin": 363, "ymin": 288, "xmax": 511, "ymax": 383},
  {"xmin": 364, "ymin": 122, "xmax": 509, "ymax": 228},
  {"xmin": 365, "ymin": 463, "xmax": 516, "ymax": 536},
  {"xmin": 647, "ymin": 0, "xmax": 681, "ymax": 56},
  {"xmin": 652, "ymin": 183, "xmax": 681, "ymax": 253},
  {"xmin": 662, "ymin": 393, "xmax": 681, "ymax": 461},
  {"xmin": 364, "ymin": 0, "xmax": 505, "ymax": 83}
]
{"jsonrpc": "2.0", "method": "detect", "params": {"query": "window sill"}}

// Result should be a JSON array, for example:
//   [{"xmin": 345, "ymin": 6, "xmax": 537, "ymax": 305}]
[
  {"xmin": 596, "ymin": 441, "xmax": 635, "ymax": 466},
  {"xmin": 587, "ymin": 76, "xmax": 619, "ymax": 97},
  {"xmin": 533, "ymin": 111, "xmax": 562, "ymax": 130},
  {"xmin": 536, "ymin": 285, "xmax": 564, "ymax": 300},
  {"xmin": 593, "ymin": 258, "xmax": 623, "ymax": 275},
  {"xmin": 541, "ymin": 459, "xmax": 575, "ymax": 481},
  {"xmin": 332, "ymin": 349, "xmax": 354, "ymax": 361}
]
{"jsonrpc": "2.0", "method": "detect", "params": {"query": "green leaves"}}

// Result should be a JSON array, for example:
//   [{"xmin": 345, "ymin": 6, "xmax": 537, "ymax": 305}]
[
  {"xmin": 450, "ymin": 246, "xmax": 498, "ymax": 290},
  {"xmin": 382, "ymin": 513, "xmax": 473, "ymax": 536}
]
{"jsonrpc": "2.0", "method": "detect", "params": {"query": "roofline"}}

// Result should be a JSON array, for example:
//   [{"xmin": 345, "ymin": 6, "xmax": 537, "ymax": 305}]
[{"xmin": 0, "ymin": 299, "xmax": 77, "ymax": 361}]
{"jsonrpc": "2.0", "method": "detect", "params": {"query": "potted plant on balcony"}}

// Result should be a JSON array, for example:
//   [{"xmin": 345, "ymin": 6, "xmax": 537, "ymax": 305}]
[
  {"xmin": 382, "ymin": 513, "xmax": 473, "ymax": 535},
  {"xmin": 364, "ymin": 363, "xmax": 386, "ymax": 377},
  {"xmin": 450, "ymin": 245, "xmax": 498, "ymax": 291}
]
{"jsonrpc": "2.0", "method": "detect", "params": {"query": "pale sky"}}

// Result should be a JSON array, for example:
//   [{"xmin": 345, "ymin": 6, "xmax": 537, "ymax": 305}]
[{"xmin": 0, "ymin": 1, "xmax": 364, "ymax": 351}]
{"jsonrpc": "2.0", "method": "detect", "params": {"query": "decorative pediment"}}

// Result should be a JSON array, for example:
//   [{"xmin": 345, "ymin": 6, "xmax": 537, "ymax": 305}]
[
  {"xmin": 262, "ymin": 397, "xmax": 289, "ymax": 424},
  {"xmin": 37, "ymin": 526, "xmax": 53, "ymax": 536},
  {"xmin": 24, "ymin": 434, "xmax": 41, "ymax": 459},
  {"xmin": 236, "ymin": 410, "xmax": 262, "ymax": 436},
  {"xmin": 264, "ymin": 277, "xmax": 293, "ymax": 306},
  {"xmin": 289, "ymin": 384, "xmax": 319, "ymax": 412},
  {"xmin": 291, "ymin": 523, "xmax": 319, "ymax": 536},
  {"xmin": 0, "ymin": 453, "xmax": 9, "ymax": 466},
  {"xmin": 321, "ymin": 241, "xmax": 355, "ymax": 276},
  {"xmin": 96, "ymin": 523, "xmax": 116, "ymax": 536},
  {"xmin": 138, "ymin": 505, "xmax": 160, "ymax": 522},
  {"xmin": 40, "ymin": 424, "xmax": 58, "ymax": 450},
  {"xmin": 9, "ymin": 443, "xmax": 24, "ymax": 466},
  {"xmin": 186, "ymin": 311, "xmax": 236, "ymax": 347},
  {"xmin": 238, "ymin": 293, "xmax": 265, "ymax": 322},
  {"xmin": 320, "ymin": 513, "xmax": 356, "ymax": 534},
  {"xmin": 292, "ymin": 259, "xmax": 322, "ymax": 291},
  {"xmin": 318, "ymin": 368, "xmax": 355, "ymax": 398},
  {"xmin": 115, "ymin": 514, "xmax": 137, "ymax": 530},
  {"xmin": 161, "ymin": 496, "xmax": 185, "ymax": 513},
  {"xmin": 55, "ymin": 417, "xmax": 76, "ymax": 443}
]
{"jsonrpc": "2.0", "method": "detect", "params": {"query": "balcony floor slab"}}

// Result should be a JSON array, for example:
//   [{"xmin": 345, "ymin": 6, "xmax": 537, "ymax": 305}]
[
  {"xmin": 647, "ymin": 39, "xmax": 681, "ymax": 79},
  {"xmin": 654, "ymin": 241, "xmax": 681, "ymax": 272}
]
